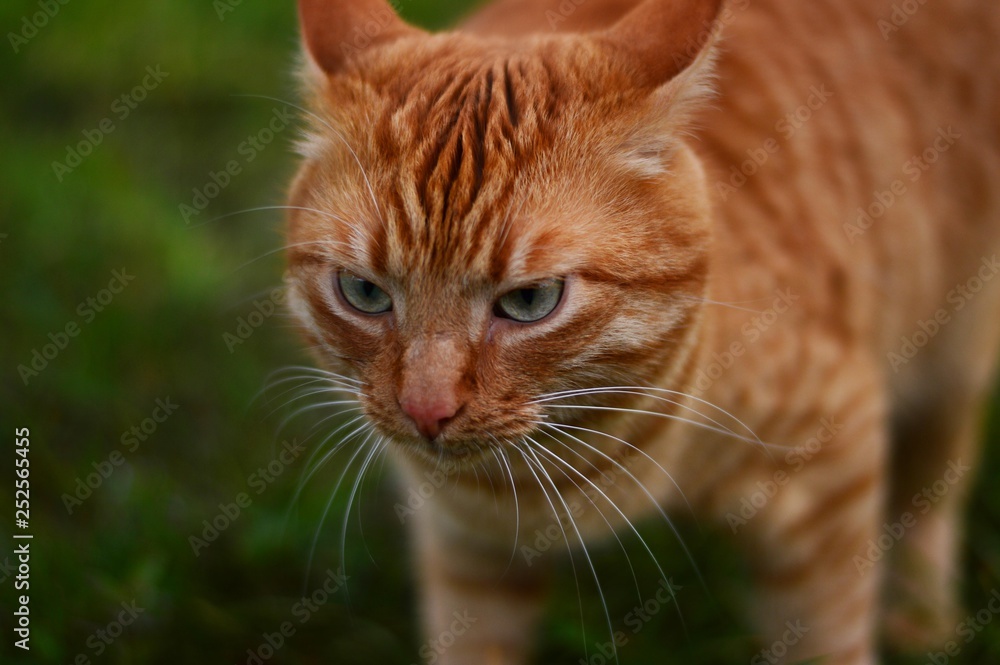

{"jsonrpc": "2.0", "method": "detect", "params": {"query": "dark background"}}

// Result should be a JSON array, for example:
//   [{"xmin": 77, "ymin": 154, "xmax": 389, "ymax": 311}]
[{"xmin": 2, "ymin": 1, "xmax": 999, "ymax": 663}]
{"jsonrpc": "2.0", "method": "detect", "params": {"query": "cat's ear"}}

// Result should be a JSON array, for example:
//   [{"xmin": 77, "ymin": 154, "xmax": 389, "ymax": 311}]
[
  {"xmin": 298, "ymin": 0, "xmax": 423, "ymax": 76},
  {"xmin": 599, "ymin": 0, "xmax": 725, "ymax": 177},
  {"xmin": 600, "ymin": 0, "xmax": 725, "ymax": 89}
]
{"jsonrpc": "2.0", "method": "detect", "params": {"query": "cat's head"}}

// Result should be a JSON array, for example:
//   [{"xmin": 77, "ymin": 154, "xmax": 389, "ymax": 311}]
[{"xmin": 286, "ymin": 0, "xmax": 722, "ymax": 466}]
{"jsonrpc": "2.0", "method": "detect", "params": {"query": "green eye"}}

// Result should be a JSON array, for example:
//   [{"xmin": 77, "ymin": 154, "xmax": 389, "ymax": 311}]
[
  {"xmin": 495, "ymin": 279, "xmax": 564, "ymax": 323},
  {"xmin": 338, "ymin": 271, "xmax": 392, "ymax": 314}
]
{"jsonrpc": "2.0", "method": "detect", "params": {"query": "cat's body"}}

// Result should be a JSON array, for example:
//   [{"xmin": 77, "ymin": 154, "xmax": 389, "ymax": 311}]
[{"xmin": 287, "ymin": 0, "xmax": 1000, "ymax": 662}]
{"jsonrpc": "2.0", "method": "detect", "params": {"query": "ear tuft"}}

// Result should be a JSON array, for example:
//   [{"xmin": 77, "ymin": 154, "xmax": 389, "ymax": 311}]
[{"xmin": 298, "ymin": 0, "xmax": 422, "ymax": 76}]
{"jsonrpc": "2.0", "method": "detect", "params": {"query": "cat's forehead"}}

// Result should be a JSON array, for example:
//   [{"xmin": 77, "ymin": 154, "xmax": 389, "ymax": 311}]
[
  {"xmin": 298, "ymin": 39, "xmax": 642, "ymax": 289},
  {"xmin": 368, "ymin": 185, "xmax": 589, "ymax": 291},
  {"xmin": 360, "ymin": 46, "xmax": 585, "ymax": 285}
]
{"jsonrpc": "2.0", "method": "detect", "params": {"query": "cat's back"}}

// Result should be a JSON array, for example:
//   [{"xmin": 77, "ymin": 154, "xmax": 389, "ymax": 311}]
[{"xmin": 698, "ymin": 0, "xmax": 1000, "ymax": 351}]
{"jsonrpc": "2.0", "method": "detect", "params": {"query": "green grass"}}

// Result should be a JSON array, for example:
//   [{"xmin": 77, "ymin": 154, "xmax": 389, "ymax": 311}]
[{"xmin": 2, "ymin": 1, "xmax": 999, "ymax": 663}]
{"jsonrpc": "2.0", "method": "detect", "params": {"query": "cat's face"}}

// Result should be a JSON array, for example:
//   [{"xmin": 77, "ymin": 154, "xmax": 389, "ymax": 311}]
[{"xmin": 286, "ymin": 1, "xmax": 719, "ymax": 465}]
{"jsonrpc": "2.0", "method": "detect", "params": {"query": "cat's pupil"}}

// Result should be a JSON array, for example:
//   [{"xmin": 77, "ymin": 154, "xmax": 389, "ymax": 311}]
[
  {"xmin": 518, "ymin": 289, "xmax": 536, "ymax": 306},
  {"xmin": 362, "ymin": 281, "xmax": 377, "ymax": 299}
]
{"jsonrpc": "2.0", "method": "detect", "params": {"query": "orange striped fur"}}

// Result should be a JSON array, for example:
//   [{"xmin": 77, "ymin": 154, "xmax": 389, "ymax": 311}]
[{"xmin": 286, "ymin": 0, "xmax": 1000, "ymax": 662}]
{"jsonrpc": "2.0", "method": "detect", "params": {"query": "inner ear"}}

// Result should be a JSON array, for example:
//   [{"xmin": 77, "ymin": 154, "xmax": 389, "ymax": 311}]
[{"xmin": 298, "ymin": 0, "xmax": 424, "ymax": 76}]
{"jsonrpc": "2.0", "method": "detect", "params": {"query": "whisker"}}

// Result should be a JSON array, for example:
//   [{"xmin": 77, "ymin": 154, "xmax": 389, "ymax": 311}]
[
  {"xmin": 536, "ymin": 385, "xmax": 777, "ymax": 461},
  {"xmin": 358, "ymin": 437, "xmax": 391, "ymax": 565},
  {"xmin": 186, "ymin": 204, "xmax": 355, "ymax": 231},
  {"xmin": 534, "ymin": 386, "xmax": 746, "ymax": 445},
  {"xmin": 540, "ymin": 421, "xmax": 695, "ymax": 519},
  {"xmin": 265, "ymin": 377, "xmax": 361, "ymax": 418},
  {"xmin": 513, "ymin": 439, "xmax": 591, "ymax": 662},
  {"xmin": 519, "ymin": 441, "xmax": 615, "ymax": 665},
  {"xmin": 255, "ymin": 368, "xmax": 362, "ymax": 407},
  {"xmin": 340, "ymin": 435, "xmax": 385, "ymax": 575},
  {"xmin": 491, "ymin": 441, "xmax": 522, "ymax": 577},
  {"xmin": 525, "ymin": 437, "xmax": 644, "ymax": 605},
  {"xmin": 275, "ymin": 391, "xmax": 364, "ymax": 432},
  {"xmin": 258, "ymin": 376, "xmax": 352, "ymax": 411},
  {"xmin": 230, "ymin": 239, "xmax": 349, "ymax": 275},
  {"xmin": 234, "ymin": 93, "xmax": 385, "ymax": 226},
  {"xmin": 272, "ymin": 365, "xmax": 363, "ymax": 383},
  {"xmin": 532, "ymin": 428, "xmax": 691, "ymax": 632},
  {"xmin": 546, "ymin": 403, "xmax": 759, "ymax": 449},
  {"xmin": 542, "ymin": 421, "xmax": 707, "ymax": 602},
  {"xmin": 673, "ymin": 293, "xmax": 772, "ymax": 314},
  {"xmin": 285, "ymin": 416, "xmax": 370, "ymax": 523},
  {"xmin": 270, "ymin": 366, "xmax": 363, "ymax": 389},
  {"xmin": 480, "ymin": 449, "xmax": 500, "ymax": 516},
  {"xmin": 304, "ymin": 428, "xmax": 377, "ymax": 597}
]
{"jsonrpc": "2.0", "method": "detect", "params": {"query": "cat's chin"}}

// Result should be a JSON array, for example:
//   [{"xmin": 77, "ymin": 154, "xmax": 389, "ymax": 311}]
[{"xmin": 390, "ymin": 435, "xmax": 496, "ymax": 470}]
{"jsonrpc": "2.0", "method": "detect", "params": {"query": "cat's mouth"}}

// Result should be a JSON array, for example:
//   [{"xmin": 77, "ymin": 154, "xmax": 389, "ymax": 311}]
[
  {"xmin": 427, "ymin": 440, "xmax": 480, "ymax": 459},
  {"xmin": 398, "ymin": 436, "xmax": 489, "ymax": 464}
]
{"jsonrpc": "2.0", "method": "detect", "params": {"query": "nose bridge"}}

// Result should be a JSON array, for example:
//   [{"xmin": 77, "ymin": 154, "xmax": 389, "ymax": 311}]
[
  {"xmin": 398, "ymin": 332, "xmax": 470, "ymax": 439},
  {"xmin": 397, "ymin": 283, "xmax": 476, "ymax": 375},
  {"xmin": 403, "ymin": 332, "xmax": 465, "ymax": 381}
]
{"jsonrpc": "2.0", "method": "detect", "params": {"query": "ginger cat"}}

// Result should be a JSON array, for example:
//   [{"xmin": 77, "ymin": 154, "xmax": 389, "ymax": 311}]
[{"xmin": 285, "ymin": 0, "xmax": 1000, "ymax": 662}]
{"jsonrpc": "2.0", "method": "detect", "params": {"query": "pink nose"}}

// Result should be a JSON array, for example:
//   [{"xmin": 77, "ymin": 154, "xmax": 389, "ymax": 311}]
[{"xmin": 400, "ymin": 398, "xmax": 460, "ymax": 440}]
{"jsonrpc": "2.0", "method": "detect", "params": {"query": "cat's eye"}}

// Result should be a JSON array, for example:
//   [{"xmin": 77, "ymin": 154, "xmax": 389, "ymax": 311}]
[
  {"xmin": 337, "ymin": 271, "xmax": 392, "ymax": 315},
  {"xmin": 495, "ymin": 279, "xmax": 564, "ymax": 323}
]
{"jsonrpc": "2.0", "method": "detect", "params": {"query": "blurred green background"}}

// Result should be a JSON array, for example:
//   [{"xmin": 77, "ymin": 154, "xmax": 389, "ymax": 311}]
[{"xmin": 2, "ymin": 1, "xmax": 999, "ymax": 663}]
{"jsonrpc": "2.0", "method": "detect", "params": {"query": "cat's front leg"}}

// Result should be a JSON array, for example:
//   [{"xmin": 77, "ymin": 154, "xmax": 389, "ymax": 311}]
[
  {"xmin": 735, "ymin": 383, "xmax": 888, "ymax": 665},
  {"xmin": 409, "ymin": 496, "xmax": 549, "ymax": 665}
]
